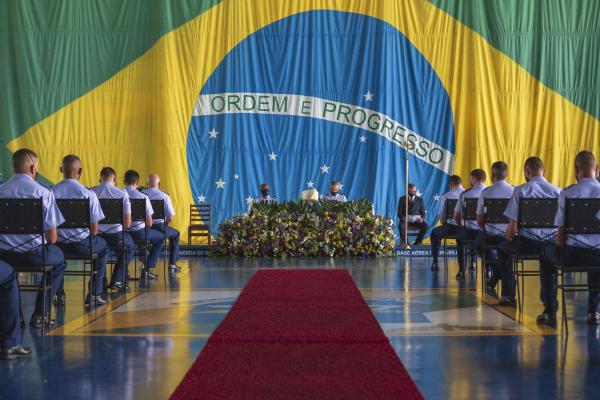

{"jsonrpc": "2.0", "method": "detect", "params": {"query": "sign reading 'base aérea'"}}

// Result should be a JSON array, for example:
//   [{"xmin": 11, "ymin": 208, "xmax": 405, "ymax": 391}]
[{"xmin": 193, "ymin": 92, "xmax": 454, "ymax": 173}]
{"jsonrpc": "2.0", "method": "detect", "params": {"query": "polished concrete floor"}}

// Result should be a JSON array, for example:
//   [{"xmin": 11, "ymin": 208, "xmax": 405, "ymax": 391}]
[{"xmin": 1, "ymin": 256, "xmax": 600, "ymax": 400}]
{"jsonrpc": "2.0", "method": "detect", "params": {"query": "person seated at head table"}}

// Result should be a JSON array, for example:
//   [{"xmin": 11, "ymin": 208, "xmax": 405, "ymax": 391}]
[
  {"xmin": 397, "ymin": 183, "xmax": 428, "ymax": 246},
  {"xmin": 321, "ymin": 181, "xmax": 347, "ymax": 202}
]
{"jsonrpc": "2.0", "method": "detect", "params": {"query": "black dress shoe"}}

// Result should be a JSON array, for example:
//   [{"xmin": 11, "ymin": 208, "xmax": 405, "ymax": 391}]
[
  {"xmin": 85, "ymin": 294, "xmax": 108, "ymax": 307},
  {"xmin": 497, "ymin": 296, "xmax": 516, "ymax": 307},
  {"xmin": 536, "ymin": 312, "xmax": 557, "ymax": 326},
  {"xmin": 141, "ymin": 268, "xmax": 158, "ymax": 279},
  {"xmin": 108, "ymin": 281, "xmax": 124, "ymax": 290},
  {"xmin": 455, "ymin": 271, "xmax": 465, "ymax": 280},
  {"xmin": 587, "ymin": 312, "xmax": 600, "ymax": 325},
  {"xmin": 0, "ymin": 345, "xmax": 32, "ymax": 360},
  {"xmin": 431, "ymin": 262, "xmax": 439, "ymax": 271},
  {"xmin": 169, "ymin": 264, "xmax": 182, "ymax": 272},
  {"xmin": 29, "ymin": 314, "xmax": 56, "ymax": 329}
]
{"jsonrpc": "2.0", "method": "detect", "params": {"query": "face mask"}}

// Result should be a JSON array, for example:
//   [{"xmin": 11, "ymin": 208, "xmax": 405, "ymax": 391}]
[{"xmin": 261, "ymin": 189, "xmax": 270, "ymax": 196}]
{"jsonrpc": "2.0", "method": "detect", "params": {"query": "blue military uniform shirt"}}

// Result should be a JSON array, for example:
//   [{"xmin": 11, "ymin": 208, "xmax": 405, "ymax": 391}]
[
  {"xmin": 91, "ymin": 182, "xmax": 131, "ymax": 233},
  {"xmin": 454, "ymin": 183, "xmax": 486, "ymax": 231},
  {"xmin": 503, "ymin": 176, "xmax": 561, "ymax": 241},
  {"xmin": 0, "ymin": 174, "xmax": 65, "ymax": 252},
  {"xmin": 51, "ymin": 179, "xmax": 105, "ymax": 243}
]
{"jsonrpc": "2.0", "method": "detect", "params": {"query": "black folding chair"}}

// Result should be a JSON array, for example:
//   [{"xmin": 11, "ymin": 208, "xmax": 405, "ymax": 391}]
[
  {"xmin": 442, "ymin": 198, "xmax": 459, "ymax": 270},
  {"xmin": 0, "ymin": 198, "xmax": 53, "ymax": 334},
  {"xmin": 481, "ymin": 198, "xmax": 510, "ymax": 293},
  {"xmin": 514, "ymin": 198, "xmax": 558, "ymax": 311},
  {"xmin": 461, "ymin": 198, "xmax": 479, "ymax": 274},
  {"xmin": 557, "ymin": 198, "xmax": 600, "ymax": 335},
  {"xmin": 98, "ymin": 199, "xmax": 127, "ymax": 288},
  {"xmin": 56, "ymin": 199, "xmax": 99, "ymax": 306},
  {"xmin": 150, "ymin": 199, "xmax": 169, "ymax": 279},
  {"xmin": 130, "ymin": 198, "xmax": 149, "ymax": 282}
]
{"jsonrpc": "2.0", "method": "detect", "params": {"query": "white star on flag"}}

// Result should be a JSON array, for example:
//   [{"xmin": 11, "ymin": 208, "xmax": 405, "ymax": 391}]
[
  {"xmin": 416, "ymin": 190, "xmax": 422, "ymax": 197},
  {"xmin": 363, "ymin": 90, "xmax": 374, "ymax": 102},
  {"xmin": 215, "ymin": 178, "xmax": 226, "ymax": 189},
  {"xmin": 268, "ymin": 152, "xmax": 277, "ymax": 161},
  {"xmin": 197, "ymin": 194, "xmax": 206, "ymax": 203},
  {"xmin": 339, "ymin": 183, "xmax": 344, "ymax": 190},
  {"xmin": 246, "ymin": 196, "xmax": 253, "ymax": 205},
  {"xmin": 307, "ymin": 181, "xmax": 314, "ymax": 188},
  {"xmin": 234, "ymin": 174, "xmax": 239, "ymax": 180},
  {"xmin": 320, "ymin": 164, "xmax": 330, "ymax": 174},
  {"xmin": 209, "ymin": 128, "xmax": 219, "ymax": 139},
  {"xmin": 359, "ymin": 135, "xmax": 367, "ymax": 143},
  {"xmin": 433, "ymin": 194, "xmax": 441, "ymax": 201}
]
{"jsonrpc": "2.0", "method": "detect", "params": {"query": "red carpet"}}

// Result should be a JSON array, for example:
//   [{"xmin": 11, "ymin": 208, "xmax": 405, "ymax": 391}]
[{"xmin": 171, "ymin": 270, "xmax": 423, "ymax": 400}]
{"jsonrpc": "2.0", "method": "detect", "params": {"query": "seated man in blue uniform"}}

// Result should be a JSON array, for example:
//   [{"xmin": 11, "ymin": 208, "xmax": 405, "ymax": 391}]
[
  {"xmin": 91, "ymin": 167, "xmax": 135, "ymax": 288},
  {"xmin": 496, "ymin": 157, "xmax": 561, "ymax": 307},
  {"xmin": 453, "ymin": 169, "xmax": 487, "ymax": 279},
  {"xmin": 538, "ymin": 151, "xmax": 600, "ymax": 326},
  {"xmin": 322, "ymin": 181, "xmax": 347, "ymax": 202},
  {"xmin": 397, "ymin": 183, "xmax": 428, "ymax": 246},
  {"xmin": 429, "ymin": 175, "xmax": 464, "ymax": 271},
  {"xmin": 51, "ymin": 155, "xmax": 110, "ymax": 306},
  {"xmin": 0, "ymin": 260, "xmax": 31, "ymax": 359},
  {"xmin": 475, "ymin": 161, "xmax": 514, "ymax": 295},
  {"xmin": 0, "ymin": 148, "xmax": 67, "ymax": 329},
  {"xmin": 143, "ymin": 174, "xmax": 181, "ymax": 273},
  {"xmin": 124, "ymin": 170, "xmax": 164, "ymax": 279}
]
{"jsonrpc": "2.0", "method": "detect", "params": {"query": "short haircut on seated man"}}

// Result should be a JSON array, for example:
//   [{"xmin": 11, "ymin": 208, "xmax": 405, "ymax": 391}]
[
  {"xmin": 100, "ymin": 166, "xmax": 117, "ymax": 180},
  {"xmin": 575, "ymin": 150, "xmax": 596, "ymax": 170},
  {"xmin": 449, "ymin": 175, "xmax": 462, "ymax": 186},
  {"xmin": 61, "ymin": 154, "xmax": 82, "ymax": 174},
  {"xmin": 124, "ymin": 170, "xmax": 140, "ymax": 185},
  {"xmin": 524, "ymin": 156, "xmax": 544, "ymax": 172},
  {"xmin": 12, "ymin": 148, "xmax": 38, "ymax": 172},
  {"xmin": 470, "ymin": 168, "xmax": 486, "ymax": 182},
  {"xmin": 408, "ymin": 183, "xmax": 416, "ymax": 190},
  {"xmin": 491, "ymin": 161, "xmax": 508, "ymax": 180}
]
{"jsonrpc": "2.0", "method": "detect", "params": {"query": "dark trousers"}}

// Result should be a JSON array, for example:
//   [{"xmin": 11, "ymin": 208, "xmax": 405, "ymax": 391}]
[
  {"xmin": 497, "ymin": 237, "xmax": 550, "ymax": 302},
  {"xmin": 151, "ymin": 223, "xmax": 180, "ymax": 265},
  {"xmin": 430, "ymin": 224, "xmax": 460, "ymax": 264},
  {"xmin": 399, "ymin": 221, "xmax": 429, "ymax": 245},
  {"xmin": 0, "ymin": 261, "xmax": 20, "ymax": 348},
  {"xmin": 128, "ymin": 228, "xmax": 164, "ymax": 269},
  {"xmin": 57, "ymin": 236, "xmax": 109, "ymax": 295},
  {"xmin": 474, "ymin": 232, "xmax": 504, "ymax": 283},
  {"xmin": 0, "ymin": 245, "xmax": 66, "ymax": 316},
  {"xmin": 540, "ymin": 246, "xmax": 600, "ymax": 313},
  {"xmin": 457, "ymin": 228, "xmax": 479, "ymax": 271},
  {"xmin": 99, "ymin": 231, "xmax": 135, "ymax": 284}
]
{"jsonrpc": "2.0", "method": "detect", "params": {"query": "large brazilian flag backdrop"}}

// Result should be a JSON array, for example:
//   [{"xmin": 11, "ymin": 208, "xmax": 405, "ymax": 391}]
[{"xmin": 2, "ymin": 0, "xmax": 600, "ymax": 240}]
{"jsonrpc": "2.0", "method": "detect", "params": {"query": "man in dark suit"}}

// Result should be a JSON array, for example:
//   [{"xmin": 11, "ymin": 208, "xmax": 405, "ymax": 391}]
[{"xmin": 397, "ymin": 183, "xmax": 429, "ymax": 245}]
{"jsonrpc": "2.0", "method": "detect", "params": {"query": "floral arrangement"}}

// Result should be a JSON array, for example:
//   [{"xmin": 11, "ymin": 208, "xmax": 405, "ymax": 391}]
[{"xmin": 212, "ymin": 199, "xmax": 396, "ymax": 257}]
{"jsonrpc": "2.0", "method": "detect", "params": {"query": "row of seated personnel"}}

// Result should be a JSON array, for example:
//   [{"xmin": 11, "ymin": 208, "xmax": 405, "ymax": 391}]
[
  {"xmin": 423, "ymin": 151, "xmax": 600, "ymax": 328},
  {"xmin": 0, "ymin": 149, "xmax": 181, "ymax": 359}
]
